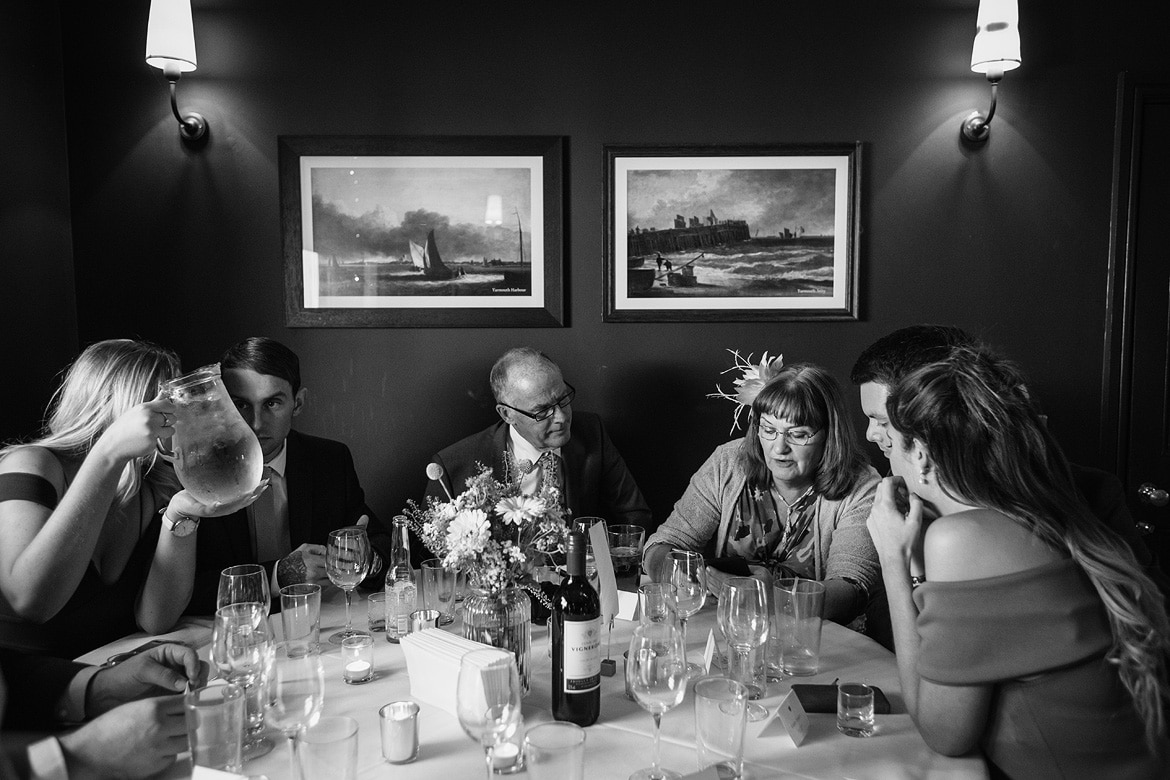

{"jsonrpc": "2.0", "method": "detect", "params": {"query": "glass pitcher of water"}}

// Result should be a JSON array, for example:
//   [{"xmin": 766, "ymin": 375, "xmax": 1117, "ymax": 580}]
[{"xmin": 157, "ymin": 363, "xmax": 263, "ymax": 505}]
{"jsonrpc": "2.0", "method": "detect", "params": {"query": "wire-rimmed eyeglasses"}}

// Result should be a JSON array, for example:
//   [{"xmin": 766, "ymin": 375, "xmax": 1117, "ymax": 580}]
[
  {"xmin": 757, "ymin": 423, "xmax": 820, "ymax": 446},
  {"xmin": 498, "ymin": 382, "xmax": 575, "ymax": 422}
]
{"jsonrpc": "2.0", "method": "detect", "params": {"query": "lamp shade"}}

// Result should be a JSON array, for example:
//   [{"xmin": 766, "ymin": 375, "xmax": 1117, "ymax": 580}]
[
  {"xmin": 484, "ymin": 195, "xmax": 503, "ymax": 225},
  {"xmin": 146, "ymin": 0, "xmax": 198, "ymax": 72},
  {"xmin": 970, "ymin": 0, "xmax": 1020, "ymax": 75}
]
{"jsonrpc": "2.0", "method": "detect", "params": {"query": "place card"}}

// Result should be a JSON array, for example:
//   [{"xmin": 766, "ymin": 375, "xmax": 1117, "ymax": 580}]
[
  {"xmin": 702, "ymin": 630, "xmax": 716, "ymax": 674},
  {"xmin": 762, "ymin": 689, "xmax": 810, "ymax": 747},
  {"xmin": 617, "ymin": 589, "xmax": 641, "ymax": 621},
  {"xmin": 589, "ymin": 523, "xmax": 619, "ymax": 623}
]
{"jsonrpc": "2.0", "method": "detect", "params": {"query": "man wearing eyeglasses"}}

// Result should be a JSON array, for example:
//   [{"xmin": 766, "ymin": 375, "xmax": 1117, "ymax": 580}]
[{"xmin": 425, "ymin": 347, "xmax": 651, "ymax": 530}]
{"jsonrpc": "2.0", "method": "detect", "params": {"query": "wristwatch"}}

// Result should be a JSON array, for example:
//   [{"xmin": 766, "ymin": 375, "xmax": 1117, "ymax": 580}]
[{"xmin": 159, "ymin": 506, "xmax": 200, "ymax": 537}]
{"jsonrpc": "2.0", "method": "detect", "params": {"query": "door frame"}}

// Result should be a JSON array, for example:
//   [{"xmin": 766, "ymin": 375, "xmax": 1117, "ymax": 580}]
[{"xmin": 1100, "ymin": 73, "xmax": 1170, "ymax": 482}]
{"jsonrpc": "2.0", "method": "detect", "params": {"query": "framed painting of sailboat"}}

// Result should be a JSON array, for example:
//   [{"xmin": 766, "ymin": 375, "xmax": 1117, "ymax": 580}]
[
  {"xmin": 603, "ymin": 143, "xmax": 861, "ymax": 322},
  {"xmin": 279, "ymin": 135, "xmax": 565, "ymax": 327}
]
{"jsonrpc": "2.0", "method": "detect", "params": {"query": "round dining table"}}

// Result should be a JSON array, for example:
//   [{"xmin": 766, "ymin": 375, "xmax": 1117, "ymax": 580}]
[{"xmin": 78, "ymin": 583, "xmax": 988, "ymax": 780}]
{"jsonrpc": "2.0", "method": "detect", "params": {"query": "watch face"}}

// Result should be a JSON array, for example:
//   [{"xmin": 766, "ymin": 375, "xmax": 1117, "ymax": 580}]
[{"xmin": 171, "ymin": 516, "xmax": 199, "ymax": 537}]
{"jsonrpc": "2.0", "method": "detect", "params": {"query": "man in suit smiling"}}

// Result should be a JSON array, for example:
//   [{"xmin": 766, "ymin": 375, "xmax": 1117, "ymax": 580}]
[{"xmin": 185, "ymin": 337, "xmax": 388, "ymax": 615}]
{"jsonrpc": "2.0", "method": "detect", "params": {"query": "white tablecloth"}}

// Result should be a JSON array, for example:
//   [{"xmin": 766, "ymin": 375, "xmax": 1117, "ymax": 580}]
[{"xmin": 79, "ymin": 586, "xmax": 987, "ymax": 780}]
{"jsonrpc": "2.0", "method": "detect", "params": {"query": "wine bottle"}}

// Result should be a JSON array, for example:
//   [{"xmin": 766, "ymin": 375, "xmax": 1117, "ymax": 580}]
[{"xmin": 552, "ymin": 530, "xmax": 601, "ymax": 725}]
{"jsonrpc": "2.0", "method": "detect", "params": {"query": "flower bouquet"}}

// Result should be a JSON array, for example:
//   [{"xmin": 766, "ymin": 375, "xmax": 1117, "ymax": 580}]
[
  {"xmin": 404, "ymin": 462, "xmax": 567, "ymax": 597},
  {"xmin": 404, "ymin": 462, "xmax": 568, "ymax": 694}
]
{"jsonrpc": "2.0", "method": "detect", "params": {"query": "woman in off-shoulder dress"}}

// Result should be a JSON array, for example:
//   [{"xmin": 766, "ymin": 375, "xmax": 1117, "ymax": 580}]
[{"xmin": 867, "ymin": 346, "xmax": 1169, "ymax": 779}]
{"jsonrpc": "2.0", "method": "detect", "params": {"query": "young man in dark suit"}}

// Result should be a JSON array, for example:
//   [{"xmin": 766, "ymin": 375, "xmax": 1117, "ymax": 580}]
[
  {"xmin": 426, "ymin": 347, "xmax": 651, "ymax": 531},
  {"xmin": 184, "ymin": 337, "xmax": 388, "ymax": 615}
]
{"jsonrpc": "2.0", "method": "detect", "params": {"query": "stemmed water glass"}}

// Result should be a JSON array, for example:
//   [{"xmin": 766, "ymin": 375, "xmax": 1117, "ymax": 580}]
[
  {"xmin": 211, "ymin": 602, "xmax": 274, "ymax": 760},
  {"xmin": 326, "ymin": 526, "xmax": 371, "ymax": 644},
  {"xmin": 626, "ymin": 621, "xmax": 688, "ymax": 780},
  {"xmin": 717, "ymin": 577, "xmax": 770, "ymax": 722},
  {"xmin": 456, "ymin": 648, "xmax": 524, "ymax": 780},
  {"xmin": 265, "ymin": 641, "xmax": 325, "ymax": 780},
  {"xmin": 666, "ymin": 549, "xmax": 707, "ymax": 676},
  {"xmin": 217, "ymin": 563, "xmax": 271, "ymax": 616}
]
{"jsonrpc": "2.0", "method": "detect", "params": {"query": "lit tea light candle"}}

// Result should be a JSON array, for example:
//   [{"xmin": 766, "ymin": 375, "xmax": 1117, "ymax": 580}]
[
  {"xmin": 491, "ymin": 741, "xmax": 521, "ymax": 770},
  {"xmin": 345, "ymin": 660, "xmax": 372, "ymax": 683},
  {"xmin": 341, "ymin": 634, "xmax": 374, "ymax": 684}
]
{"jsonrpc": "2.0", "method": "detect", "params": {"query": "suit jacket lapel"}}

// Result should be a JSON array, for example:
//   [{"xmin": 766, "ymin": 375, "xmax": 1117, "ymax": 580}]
[
  {"xmin": 562, "ymin": 427, "xmax": 586, "ymax": 517},
  {"xmin": 284, "ymin": 431, "xmax": 313, "ymax": 547},
  {"xmin": 490, "ymin": 422, "xmax": 511, "ymax": 483}
]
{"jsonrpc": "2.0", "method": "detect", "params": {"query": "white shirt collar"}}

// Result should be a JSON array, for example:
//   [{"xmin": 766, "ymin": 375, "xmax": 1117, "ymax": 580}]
[
  {"xmin": 265, "ymin": 439, "xmax": 288, "ymax": 478},
  {"xmin": 508, "ymin": 425, "xmax": 560, "ymax": 466}
]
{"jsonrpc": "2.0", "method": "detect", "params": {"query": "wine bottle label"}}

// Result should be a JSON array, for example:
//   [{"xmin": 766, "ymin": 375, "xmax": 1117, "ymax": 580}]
[{"xmin": 562, "ymin": 617, "xmax": 601, "ymax": 692}]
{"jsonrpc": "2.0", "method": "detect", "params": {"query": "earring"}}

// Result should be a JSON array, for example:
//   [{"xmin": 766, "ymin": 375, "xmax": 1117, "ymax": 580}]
[{"xmin": 919, "ymin": 467, "xmax": 930, "ymax": 485}]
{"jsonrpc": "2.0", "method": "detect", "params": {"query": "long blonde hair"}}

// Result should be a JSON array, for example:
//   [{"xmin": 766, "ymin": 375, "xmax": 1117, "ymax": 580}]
[
  {"xmin": 888, "ymin": 347, "xmax": 1170, "ymax": 753},
  {"xmin": 2, "ymin": 339, "xmax": 181, "ymax": 505}
]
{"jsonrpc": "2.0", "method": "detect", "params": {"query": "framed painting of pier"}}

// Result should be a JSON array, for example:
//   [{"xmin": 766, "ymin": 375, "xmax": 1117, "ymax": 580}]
[
  {"xmin": 603, "ymin": 143, "xmax": 861, "ymax": 322},
  {"xmin": 279, "ymin": 135, "xmax": 565, "ymax": 327}
]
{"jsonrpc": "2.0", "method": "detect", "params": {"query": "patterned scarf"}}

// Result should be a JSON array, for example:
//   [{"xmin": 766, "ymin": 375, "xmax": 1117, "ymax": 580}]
[{"xmin": 725, "ymin": 481, "xmax": 817, "ymax": 579}]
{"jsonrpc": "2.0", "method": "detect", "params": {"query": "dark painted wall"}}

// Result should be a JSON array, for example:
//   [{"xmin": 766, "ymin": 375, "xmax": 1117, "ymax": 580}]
[
  {"xmin": 7, "ymin": 1, "xmax": 1167, "ymax": 527},
  {"xmin": 0, "ymin": 3, "xmax": 77, "ymax": 438}
]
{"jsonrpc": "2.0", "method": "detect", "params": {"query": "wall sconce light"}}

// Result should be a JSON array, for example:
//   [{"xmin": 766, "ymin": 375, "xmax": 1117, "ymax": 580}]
[
  {"xmin": 145, "ymin": 0, "xmax": 207, "ymax": 143},
  {"xmin": 960, "ymin": 0, "xmax": 1021, "ymax": 144}
]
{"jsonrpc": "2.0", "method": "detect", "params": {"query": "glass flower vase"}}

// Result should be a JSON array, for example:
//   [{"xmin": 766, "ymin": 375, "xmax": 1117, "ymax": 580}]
[{"xmin": 461, "ymin": 585, "xmax": 532, "ymax": 696}]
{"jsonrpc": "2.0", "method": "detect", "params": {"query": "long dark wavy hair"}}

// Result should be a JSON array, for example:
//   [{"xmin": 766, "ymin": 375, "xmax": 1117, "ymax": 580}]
[
  {"xmin": 887, "ymin": 346, "xmax": 1170, "ymax": 752},
  {"xmin": 738, "ymin": 362, "xmax": 868, "ymax": 500}
]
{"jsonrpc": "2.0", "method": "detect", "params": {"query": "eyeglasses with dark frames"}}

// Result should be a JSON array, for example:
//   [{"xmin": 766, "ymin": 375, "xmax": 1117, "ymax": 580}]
[
  {"xmin": 757, "ymin": 423, "xmax": 819, "ymax": 446},
  {"xmin": 498, "ymin": 382, "xmax": 575, "ymax": 422}
]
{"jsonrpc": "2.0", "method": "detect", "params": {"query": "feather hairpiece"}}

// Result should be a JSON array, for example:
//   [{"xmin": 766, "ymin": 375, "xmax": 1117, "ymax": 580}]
[{"xmin": 707, "ymin": 349, "xmax": 785, "ymax": 434}]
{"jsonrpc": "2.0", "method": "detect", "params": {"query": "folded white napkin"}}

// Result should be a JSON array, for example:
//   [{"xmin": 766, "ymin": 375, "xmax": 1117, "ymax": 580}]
[{"xmin": 400, "ymin": 629, "xmax": 510, "ymax": 716}]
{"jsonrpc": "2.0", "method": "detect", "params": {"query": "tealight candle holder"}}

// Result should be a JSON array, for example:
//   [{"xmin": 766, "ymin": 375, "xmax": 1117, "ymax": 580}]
[
  {"xmin": 490, "ymin": 731, "xmax": 525, "ymax": 774},
  {"xmin": 409, "ymin": 609, "xmax": 441, "ymax": 634},
  {"xmin": 341, "ymin": 634, "xmax": 374, "ymax": 684},
  {"xmin": 379, "ymin": 701, "xmax": 420, "ymax": 764}
]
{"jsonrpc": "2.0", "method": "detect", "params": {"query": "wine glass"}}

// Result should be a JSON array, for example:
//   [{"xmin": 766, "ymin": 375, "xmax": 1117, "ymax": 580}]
[
  {"xmin": 717, "ymin": 577, "xmax": 770, "ymax": 721},
  {"xmin": 326, "ymin": 526, "xmax": 371, "ymax": 644},
  {"xmin": 265, "ymin": 641, "xmax": 325, "ymax": 780},
  {"xmin": 666, "ymin": 550, "xmax": 707, "ymax": 676},
  {"xmin": 217, "ymin": 563, "xmax": 271, "ymax": 616},
  {"xmin": 626, "ymin": 621, "xmax": 688, "ymax": 780},
  {"xmin": 211, "ymin": 602, "xmax": 274, "ymax": 760},
  {"xmin": 456, "ymin": 648, "xmax": 524, "ymax": 780}
]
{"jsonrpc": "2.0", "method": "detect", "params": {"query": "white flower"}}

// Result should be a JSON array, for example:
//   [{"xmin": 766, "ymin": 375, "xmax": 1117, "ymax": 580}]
[
  {"xmin": 446, "ymin": 508, "xmax": 489, "ymax": 554},
  {"xmin": 495, "ymin": 495, "xmax": 543, "ymax": 525}
]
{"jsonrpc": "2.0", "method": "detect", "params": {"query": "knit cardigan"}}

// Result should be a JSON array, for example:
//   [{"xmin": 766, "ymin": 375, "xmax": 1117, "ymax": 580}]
[{"xmin": 646, "ymin": 440, "xmax": 882, "ymax": 597}]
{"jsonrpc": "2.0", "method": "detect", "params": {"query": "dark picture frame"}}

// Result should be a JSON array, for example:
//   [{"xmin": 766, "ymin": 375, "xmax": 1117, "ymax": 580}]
[
  {"xmin": 280, "ymin": 135, "xmax": 565, "ymax": 327},
  {"xmin": 604, "ymin": 143, "xmax": 861, "ymax": 322}
]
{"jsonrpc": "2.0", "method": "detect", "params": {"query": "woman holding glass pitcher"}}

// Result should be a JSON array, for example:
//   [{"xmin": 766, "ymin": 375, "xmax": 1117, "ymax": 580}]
[{"xmin": 0, "ymin": 339, "xmax": 263, "ymax": 658}]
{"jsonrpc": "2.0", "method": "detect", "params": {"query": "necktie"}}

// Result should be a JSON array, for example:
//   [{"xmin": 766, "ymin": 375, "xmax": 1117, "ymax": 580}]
[
  {"xmin": 537, "ymin": 451, "xmax": 563, "ymax": 503},
  {"xmin": 253, "ymin": 466, "xmax": 290, "ymax": 562}
]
